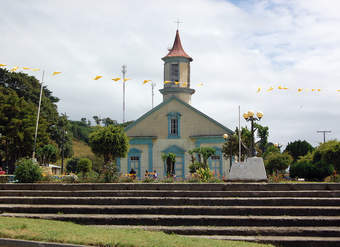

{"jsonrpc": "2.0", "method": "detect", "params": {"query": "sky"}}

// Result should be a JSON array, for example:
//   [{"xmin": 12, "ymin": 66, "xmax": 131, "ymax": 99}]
[{"xmin": 1, "ymin": 0, "xmax": 340, "ymax": 148}]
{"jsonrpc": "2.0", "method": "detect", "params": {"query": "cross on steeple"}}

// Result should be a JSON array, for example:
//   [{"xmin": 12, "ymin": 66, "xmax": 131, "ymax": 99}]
[{"xmin": 174, "ymin": 18, "xmax": 183, "ymax": 30}]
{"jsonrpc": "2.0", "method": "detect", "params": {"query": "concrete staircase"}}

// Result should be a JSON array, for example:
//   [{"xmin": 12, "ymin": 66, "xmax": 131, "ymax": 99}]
[{"xmin": 0, "ymin": 183, "xmax": 340, "ymax": 247}]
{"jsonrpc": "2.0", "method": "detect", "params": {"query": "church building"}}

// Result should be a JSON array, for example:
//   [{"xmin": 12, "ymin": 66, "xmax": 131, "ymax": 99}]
[{"xmin": 119, "ymin": 30, "xmax": 233, "ymax": 179}]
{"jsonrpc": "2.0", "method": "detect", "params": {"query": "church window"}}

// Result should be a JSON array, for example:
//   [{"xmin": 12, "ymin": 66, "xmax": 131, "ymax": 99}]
[
  {"xmin": 170, "ymin": 63, "xmax": 179, "ymax": 82},
  {"xmin": 170, "ymin": 118, "xmax": 178, "ymax": 135},
  {"xmin": 167, "ymin": 112, "xmax": 181, "ymax": 138}
]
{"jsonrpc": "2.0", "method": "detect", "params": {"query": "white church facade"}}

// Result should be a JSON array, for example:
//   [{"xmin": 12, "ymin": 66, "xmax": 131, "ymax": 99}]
[{"xmin": 118, "ymin": 30, "xmax": 233, "ymax": 179}]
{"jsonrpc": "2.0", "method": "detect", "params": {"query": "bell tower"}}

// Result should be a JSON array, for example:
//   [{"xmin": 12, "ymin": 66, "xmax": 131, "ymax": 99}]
[{"xmin": 160, "ymin": 30, "xmax": 195, "ymax": 104}]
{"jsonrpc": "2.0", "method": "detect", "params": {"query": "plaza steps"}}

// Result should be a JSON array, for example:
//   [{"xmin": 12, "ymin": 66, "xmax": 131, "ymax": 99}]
[{"xmin": 0, "ymin": 183, "xmax": 340, "ymax": 247}]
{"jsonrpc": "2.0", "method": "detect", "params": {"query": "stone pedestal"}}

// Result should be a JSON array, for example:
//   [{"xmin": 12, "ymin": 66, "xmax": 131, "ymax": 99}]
[{"xmin": 228, "ymin": 157, "xmax": 267, "ymax": 182}]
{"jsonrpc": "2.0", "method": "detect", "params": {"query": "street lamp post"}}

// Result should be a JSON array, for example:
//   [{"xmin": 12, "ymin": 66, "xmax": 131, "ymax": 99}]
[
  {"xmin": 223, "ymin": 134, "xmax": 233, "ymax": 171},
  {"xmin": 243, "ymin": 111, "xmax": 263, "ymax": 157}
]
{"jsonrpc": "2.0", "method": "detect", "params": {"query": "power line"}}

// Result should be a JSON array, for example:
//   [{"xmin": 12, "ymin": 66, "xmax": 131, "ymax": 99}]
[{"xmin": 317, "ymin": 130, "xmax": 331, "ymax": 143}]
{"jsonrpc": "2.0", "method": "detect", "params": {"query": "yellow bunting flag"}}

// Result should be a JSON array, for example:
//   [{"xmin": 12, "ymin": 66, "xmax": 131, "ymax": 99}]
[
  {"xmin": 298, "ymin": 88, "xmax": 303, "ymax": 92},
  {"xmin": 174, "ymin": 81, "xmax": 180, "ymax": 85},
  {"xmin": 23, "ymin": 67, "xmax": 31, "ymax": 70},
  {"xmin": 143, "ymin": 80, "xmax": 151, "ymax": 84},
  {"xmin": 182, "ymin": 82, "xmax": 188, "ymax": 87},
  {"xmin": 93, "ymin": 76, "xmax": 102, "ymax": 80},
  {"xmin": 283, "ymin": 87, "xmax": 288, "ymax": 90},
  {"xmin": 0, "ymin": 64, "xmax": 6, "ymax": 67},
  {"xmin": 31, "ymin": 68, "xmax": 40, "ymax": 71},
  {"xmin": 317, "ymin": 89, "xmax": 321, "ymax": 92},
  {"xmin": 312, "ymin": 89, "xmax": 315, "ymax": 92},
  {"xmin": 337, "ymin": 90, "xmax": 340, "ymax": 92},
  {"xmin": 52, "ymin": 72, "xmax": 62, "ymax": 76},
  {"xmin": 278, "ymin": 86, "xmax": 283, "ymax": 90},
  {"xmin": 164, "ymin": 81, "xmax": 171, "ymax": 84},
  {"xmin": 197, "ymin": 83, "xmax": 203, "ymax": 86},
  {"xmin": 267, "ymin": 87, "xmax": 274, "ymax": 92},
  {"xmin": 257, "ymin": 88, "xmax": 261, "ymax": 93},
  {"xmin": 112, "ymin": 78, "xmax": 120, "ymax": 82},
  {"xmin": 123, "ymin": 78, "xmax": 130, "ymax": 82},
  {"xmin": 10, "ymin": 66, "xmax": 19, "ymax": 72}
]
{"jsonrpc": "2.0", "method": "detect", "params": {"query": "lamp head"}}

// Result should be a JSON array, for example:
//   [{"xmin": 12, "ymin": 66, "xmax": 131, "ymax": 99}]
[
  {"xmin": 223, "ymin": 133, "xmax": 229, "ymax": 140},
  {"xmin": 256, "ymin": 111, "xmax": 263, "ymax": 119},
  {"xmin": 247, "ymin": 110, "xmax": 254, "ymax": 117},
  {"xmin": 243, "ymin": 113, "xmax": 249, "ymax": 120}
]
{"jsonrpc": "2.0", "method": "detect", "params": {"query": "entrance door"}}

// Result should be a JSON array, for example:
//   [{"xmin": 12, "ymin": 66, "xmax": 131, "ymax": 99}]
[
  {"xmin": 210, "ymin": 155, "xmax": 222, "ymax": 178},
  {"xmin": 174, "ymin": 155, "xmax": 184, "ymax": 178},
  {"xmin": 129, "ymin": 156, "xmax": 141, "ymax": 179}
]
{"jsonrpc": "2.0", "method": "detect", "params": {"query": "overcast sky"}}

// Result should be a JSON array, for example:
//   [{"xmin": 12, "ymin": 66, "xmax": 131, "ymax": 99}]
[{"xmin": 1, "ymin": 0, "xmax": 340, "ymax": 148}]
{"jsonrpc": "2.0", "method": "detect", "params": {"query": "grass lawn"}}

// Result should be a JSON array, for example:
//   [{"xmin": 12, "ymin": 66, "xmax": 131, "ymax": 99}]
[{"xmin": 0, "ymin": 217, "xmax": 273, "ymax": 247}]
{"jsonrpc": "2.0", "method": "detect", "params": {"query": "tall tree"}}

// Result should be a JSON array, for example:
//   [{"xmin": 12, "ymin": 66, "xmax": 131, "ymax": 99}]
[
  {"xmin": 0, "ymin": 69, "xmax": 60, "ymax": 173},
  {"xmin": 285, "ymin": 140, "xmax": 314, "ymax": 162},
  {"xmin": 0, "ymin": 88, "xmax": 49, "ymax": 173},
  {"xmin": 93, "ymin": 116, "xmax": 101, "ymax": 125},
  {"xmin": 89, "ymin": 125, "xmax": 129, "ymax": 165},
  {"xmin": 254, "ymin": 123, "xmax": 269, "ymax": 155},
  {"xmin": 222, "ymin": 127, "xmax": 252, "ymax": 161}
]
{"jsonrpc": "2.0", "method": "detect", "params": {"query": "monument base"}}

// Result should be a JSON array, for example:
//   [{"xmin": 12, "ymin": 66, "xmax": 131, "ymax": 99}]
[{"xmin": 228, "ymin": 157, "xmax": 267, "ymax": 182}]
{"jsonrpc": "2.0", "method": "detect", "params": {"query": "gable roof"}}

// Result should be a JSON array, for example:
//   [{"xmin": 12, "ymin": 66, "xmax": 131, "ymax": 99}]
[{"xmin": 125, "ymin": 96, "xmax": 233, "ymax": 134}]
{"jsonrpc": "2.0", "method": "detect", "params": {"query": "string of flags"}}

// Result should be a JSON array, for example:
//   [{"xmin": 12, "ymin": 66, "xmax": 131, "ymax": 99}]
[
  {"xmin": 0, "ymin": 63, "xmax": 207, "ymax": 87},
  {"xmin": 257, "ymin": 86, "xmax": 340, "ymax": 93}
]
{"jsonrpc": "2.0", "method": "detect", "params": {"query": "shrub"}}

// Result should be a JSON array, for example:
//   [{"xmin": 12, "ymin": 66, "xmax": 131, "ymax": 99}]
[
  {"xmin": 118, "ymin": 176, "xmax": 135, "ymax": 183},
  {"xmin": 78, "ymin": 170, "xmax": 99, "ymax": 183},
  {"xmin": 290, "ymin": 160, "xmax": 334, "ymax": 181},
  {"xmin": 265, "ymin": 152, "xmax": 292, "ymax": 175},
  {"xmin": 189, "ymin": 161, "xmax": 204, "ymax": 174},
  {"xmin": 142, "ymin": 177, "xmax": 155, "ymax": 183},
  {"xmin": 66, "ymin": 157, "xmax": 80, "ymax": 174},
  {"xmin": 196, "ymin": 167, "xmax": 213, "ymax": 182},
  {"xmin": 103, "ymin": 162, "xmax": 119, "ymax": 183},
  {"xmin": 77, "ymin": 158, "xmax": 92, "ymax": 178},
  {"xmin": 14, "ymin": 158, "xmax": 42, "ymax": 183},
  {"xmin": 313, "ymin": 140, "xmax": 340, "ymax": 173}
]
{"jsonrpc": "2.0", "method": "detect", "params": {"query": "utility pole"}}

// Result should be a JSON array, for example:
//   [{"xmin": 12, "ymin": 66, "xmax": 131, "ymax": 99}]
[
  {"xmin": 122, "ymin": 65, "xmax": 127, "ymax": 123},
  {"xmin": 32, "ymin": 70, "xmax": 45, "ymax": 160},
  {"xmin": 317, "ymin": 130, "xmax": 331, "ymax": 143},
  {"xmin": 151, "ymin": 82, "xmax": 156, "ymax": 109}
]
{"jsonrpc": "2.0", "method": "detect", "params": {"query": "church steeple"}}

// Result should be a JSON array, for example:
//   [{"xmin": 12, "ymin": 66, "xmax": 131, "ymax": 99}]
[
  {"xmin": 160, "ymin": 30, "xmax": 195, "ymax": 104},
  {"xmin": 162, "ymin": 30, "xmax": 193, "ymax": 61}
]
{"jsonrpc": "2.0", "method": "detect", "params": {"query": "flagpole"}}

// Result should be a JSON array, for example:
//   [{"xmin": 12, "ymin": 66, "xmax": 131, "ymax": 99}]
[
  {"xmin": 32, "ymin": 70, "xmax": 45, "ymax": 160},
  {"xmin": 238, "ymin": 105, "xmax": 241, "ymax": 162},
  {"xmin": 122, "ymin": 65, "xmax": 127, "ymax": 123}
]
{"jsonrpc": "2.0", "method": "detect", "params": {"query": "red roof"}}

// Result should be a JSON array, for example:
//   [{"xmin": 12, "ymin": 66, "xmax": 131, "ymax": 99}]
[{"xmin": 163, "ymin": 30, "xmax": 192, "ymax": 61}]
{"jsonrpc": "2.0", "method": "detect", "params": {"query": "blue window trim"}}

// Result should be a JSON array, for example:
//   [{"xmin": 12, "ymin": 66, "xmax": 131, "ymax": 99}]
[
  {"xmin": 129, "ymin": 137, "xmax": 154, "ymax": 172},
  {"xmin": 128, "ymin": 148, "xmax": 142, "ymax": 179},
  {"xmin": 116, "ymin": 158, "xmax": 121, "ymax": 172},
  {"xmin": 162, "ymin": 145, "xmax": 186, "ymax": 178},
  {"xmin": 167, "ymin": 112, "xmax": 181, "ymax": 139},
  {"xmin": 208, "ymin": 147, "xmax": 222, "ymax": 178},
  {"xmin": 192, "ymin": 136, "xmax": 225, "ymax": 148}
]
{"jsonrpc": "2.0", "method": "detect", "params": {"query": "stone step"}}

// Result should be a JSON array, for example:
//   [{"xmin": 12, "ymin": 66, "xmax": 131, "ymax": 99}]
[
  {"xmin": 1, "ymin": 204, "xmax": 340, "ymax": 216},
  {"xmin": 1, "ymin": 183, "xmax": 340, "ymax": 191},
  {"xmin": 1, "ymin": 190, "xmax": 340, "ymax": 198},
  {"xmin": 1, "ymin": 196, "xmax": 339, "ymax": 206},
  {"xmin": 185, "ymin": 235, "xmax": 340, "ymax": 247},
  {"xmin": 3, "ymin": 213, "xmax": 340, "ymax": 227},
  {"xmin": 94, "ymin": 225, "xmax": 340, "ymax": 237}
]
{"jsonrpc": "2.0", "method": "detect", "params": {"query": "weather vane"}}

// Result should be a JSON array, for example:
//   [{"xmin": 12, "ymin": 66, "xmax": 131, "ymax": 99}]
[{"xmin": 174, "ymin": 18, "xmax": 183, "ymax": 30}]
